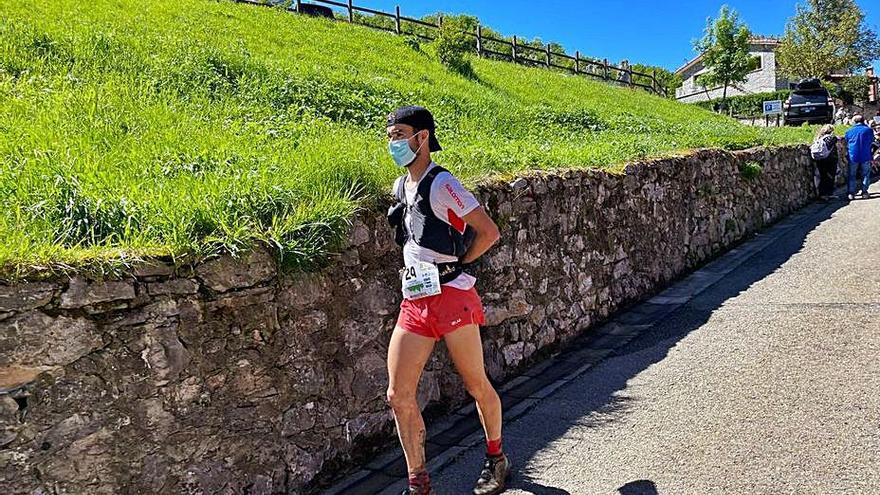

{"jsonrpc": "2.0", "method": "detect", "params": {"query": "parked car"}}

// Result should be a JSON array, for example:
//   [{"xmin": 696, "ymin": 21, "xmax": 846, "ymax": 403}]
[
  {"xmin": 784, "ymin": 79, "xmax": 834, "ymax": 126},
  {"xmin": 266, "ymin": 1, "xmax": 334, "ymax": 18}
]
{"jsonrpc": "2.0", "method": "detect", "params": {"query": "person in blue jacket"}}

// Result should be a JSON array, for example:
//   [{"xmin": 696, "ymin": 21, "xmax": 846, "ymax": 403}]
[{"xmin": 844, "ymin": 114, "xmax": 875, "ymax": 199}]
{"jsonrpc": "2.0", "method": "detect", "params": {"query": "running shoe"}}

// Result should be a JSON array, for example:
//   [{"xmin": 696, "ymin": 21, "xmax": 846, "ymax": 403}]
[
  {"xmin": 472, "ymin": 454, "xmax": 511, "ymax": 495},
  {"xmin": 401, "ymin": 485, "xmax": 432, "ymax": 495}
]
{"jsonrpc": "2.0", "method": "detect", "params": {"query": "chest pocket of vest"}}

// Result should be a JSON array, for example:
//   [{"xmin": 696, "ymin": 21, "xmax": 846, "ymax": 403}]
[{"xmin": 387, "ymin": 202, "xmax": 407, "ymax": 247}]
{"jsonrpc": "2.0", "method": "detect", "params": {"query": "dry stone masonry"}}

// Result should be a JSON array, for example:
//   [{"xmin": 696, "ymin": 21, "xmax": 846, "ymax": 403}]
[{"xmin": 0, "ymin": 145, "xmax": 824, "ymax": 494}]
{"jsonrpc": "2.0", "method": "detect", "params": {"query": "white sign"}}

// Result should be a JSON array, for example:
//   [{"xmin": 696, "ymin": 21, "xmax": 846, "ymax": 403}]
[
  {"xmin": 401, "ymin": 262, "xmax": 442, "ymax": 300},
  {"xmin": 763, "ymin": 100, "xmax": 783, "ymax": 115}
]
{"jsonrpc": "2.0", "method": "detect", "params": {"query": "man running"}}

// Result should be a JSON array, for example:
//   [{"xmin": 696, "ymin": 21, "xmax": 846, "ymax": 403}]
[{"xmin": 384, "ymin": 105, "xmax": 510, "ymax": 495}]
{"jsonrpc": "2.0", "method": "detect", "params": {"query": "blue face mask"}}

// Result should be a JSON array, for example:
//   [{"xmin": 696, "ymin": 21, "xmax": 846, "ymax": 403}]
[{"xmin": 388, "ymin": 131, "xmax": 425, "ymax": 167}]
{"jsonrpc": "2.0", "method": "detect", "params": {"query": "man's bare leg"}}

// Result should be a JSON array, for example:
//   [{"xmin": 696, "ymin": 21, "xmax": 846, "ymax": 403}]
[
  {"xmin": 386, "ymin": 326, "xmax": 436, "ymax": 476},
  {"xmin": 443, "ymin": 324, "xmax": 502, "ymax": 443},
  {"xmin": 445, "ymin": 324, "xmax": 510, "ymax": 494}
]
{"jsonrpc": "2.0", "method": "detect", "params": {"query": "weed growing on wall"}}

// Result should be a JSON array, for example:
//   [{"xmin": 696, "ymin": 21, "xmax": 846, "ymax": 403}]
[{"xmin": 740, "ymin": 161, "xmax": 764, "ymax": 180}]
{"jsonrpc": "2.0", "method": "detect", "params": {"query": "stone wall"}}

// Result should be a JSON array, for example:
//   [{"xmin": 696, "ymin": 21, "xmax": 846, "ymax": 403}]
[{"xmin": 0, "ymin": 145, "xmax": 821, "ymax": 494}]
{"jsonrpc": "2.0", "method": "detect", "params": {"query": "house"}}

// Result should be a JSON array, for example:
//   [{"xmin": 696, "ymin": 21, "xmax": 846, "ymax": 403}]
[
  {"xmin": 675, "ymin": 38, "xmax": 787, "ymax": 103},
  {"xmin": 675, "ymin": 38, "xmax": 880, "ymax": 105}
]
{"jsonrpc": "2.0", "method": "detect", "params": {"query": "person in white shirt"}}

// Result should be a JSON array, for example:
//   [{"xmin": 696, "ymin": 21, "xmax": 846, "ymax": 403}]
[{"xmin": 384, "ymin": 106, "xmax": 510, "ymax": 495}]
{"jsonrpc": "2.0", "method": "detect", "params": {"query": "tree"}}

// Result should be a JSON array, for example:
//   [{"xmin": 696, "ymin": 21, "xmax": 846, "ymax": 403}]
[
  {"xmin": 777, "ymin": 0, "xmax": 880, "ymax": 80},
  {"xmin": 693, "ymin": 6, "xmax": 756, "ymax": 105}
]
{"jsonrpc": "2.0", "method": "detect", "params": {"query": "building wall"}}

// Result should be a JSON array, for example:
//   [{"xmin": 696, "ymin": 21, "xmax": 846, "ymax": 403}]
[{"xmin": 676, "ymin": 47, "xmax": 786, "ymax": 103}]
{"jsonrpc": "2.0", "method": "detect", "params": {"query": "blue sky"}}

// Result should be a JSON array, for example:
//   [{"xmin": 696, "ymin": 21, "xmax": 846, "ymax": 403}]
[{"xmin": 360, "ymin": 0, "xmax": 879, "ymax": 72}]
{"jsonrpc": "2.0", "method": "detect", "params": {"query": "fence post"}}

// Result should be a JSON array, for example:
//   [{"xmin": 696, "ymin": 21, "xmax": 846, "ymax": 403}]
[
  {"xmin": 476, "ymin": 24, "xmax": 482, "ymax": 57},
  {"xmin": 652, "ymin": 69, "xmax": 657, "ymax": 93},
  {"xmin": 294, "ymin": 0, "xmax": 301, "ymax": 13},
  {"xmin": 437, "ymin": 14, "xmax": 443, "ymax": 28},
  {"xmin": 603, "ymin": 58, "xmax": 609, "ymax": 80},
  {"xmin": 512, "ymin": 36, "xmax": 517, "ymax": 63},
  {"xmin": 347, "ymin": 0, "xmax": 353, "ymax": 22},
  {"xmin": 575, "ymin": 50, "xmax": 580, "ymax": 74},
  {"xmin": 545, "ymin": 43, "xmax": 551, "ymax": 67},
  {"xmin": 395, "ymin": 5, "xmax": 400, "ymax": 34}
]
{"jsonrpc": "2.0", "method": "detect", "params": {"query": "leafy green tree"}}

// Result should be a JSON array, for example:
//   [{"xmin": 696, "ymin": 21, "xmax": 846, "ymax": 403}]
[
  {"xmin": 777, "ymin": 0, "xmax": 880, "ymax": 80},
  {"xmin": 693, "ymin": 5, "xmax": 756, "ymax": 105}
]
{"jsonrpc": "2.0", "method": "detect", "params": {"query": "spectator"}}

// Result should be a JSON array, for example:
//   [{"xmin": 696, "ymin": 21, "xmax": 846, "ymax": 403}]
[
  {"xmin": 617, "ymin": 60, "xmax": 631, "ymax": 85},
  {"xmin": 835, "ymin": 107, "xmax": 848, "ymax": 125},
  {"xmin": 872, "ymin": 122, "xmax": 880, "ymax": 176},
  {"xmin": 872, "ymin": 122, "xmax": 880, "ymax": 156},
  {"xmin": 812, "ymin": 125, "xmax": 839, "ymax": 201},
  {"xmin": 844, "ymin": 114, "xmax": 874, "ymax": 200}
]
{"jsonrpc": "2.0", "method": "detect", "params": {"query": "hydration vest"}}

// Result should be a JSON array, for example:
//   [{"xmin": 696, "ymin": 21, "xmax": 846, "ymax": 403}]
[{"xmin": 387, "ymin": 166, "xmax": 476, "ymax": 258}]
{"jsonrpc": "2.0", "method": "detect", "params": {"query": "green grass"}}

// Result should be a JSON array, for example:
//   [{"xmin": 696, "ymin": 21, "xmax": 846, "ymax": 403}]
[{"xmin": 0, "ymin": 0, "xmax": 815, "ymax": 280}]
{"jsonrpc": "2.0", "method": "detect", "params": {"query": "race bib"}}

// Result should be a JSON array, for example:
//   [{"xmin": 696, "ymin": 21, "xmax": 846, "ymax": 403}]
[{"xmin": 401, "ymin": 262, "xmax": 442, "ymax": 300}]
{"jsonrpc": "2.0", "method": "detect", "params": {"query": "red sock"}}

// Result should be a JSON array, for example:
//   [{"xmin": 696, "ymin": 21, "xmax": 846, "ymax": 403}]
[
  {"xmin": 408, "ymin": 469, "xmax": 431, "ymax": 488},
  {"xmin": 486, "ymin": 437, "xmax": 503, "ymax": 457}
]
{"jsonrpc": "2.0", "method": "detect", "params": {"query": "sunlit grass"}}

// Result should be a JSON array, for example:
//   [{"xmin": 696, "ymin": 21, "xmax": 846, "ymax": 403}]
[{"xmin": 0, "ymin": 0, "xmax": 815, "ymax": 279}]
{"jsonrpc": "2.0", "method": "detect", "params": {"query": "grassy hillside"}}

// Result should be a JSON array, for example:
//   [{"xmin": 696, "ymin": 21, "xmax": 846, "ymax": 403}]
[{"xmin": 0, "ymin": 0, "xmax": 814, "ymax": 279}]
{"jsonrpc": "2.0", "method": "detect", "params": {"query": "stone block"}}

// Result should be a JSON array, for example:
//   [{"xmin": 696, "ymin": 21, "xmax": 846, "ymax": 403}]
[
  {"xmin": 0, "ymin": 395, "xmax": 19, "ymax": 447},
  {"xmin": 0, "ymin": 312, "xmax": 102, "ymax": 367},
  {"xmin": 60, "ymin": 277, "xmax": 135, "ymax": 308},
  {"xmin": 278, "ymin": 273, "xmax": 331, "ymax": 311},
  {"xmin": 132, "ymin": 261, "xmax": 175, "ymax": 278},
  {"xmin": 0, "ymin": 365, "xmax": 51, "ymax": 393},
  {"xmin": 147, "ymin": 279, "xmax": 199, "ymax": 296},
  {"xmin": 196, "ymin": 247, "xmax": 276, "ymax": 292},
  {"xmin": 0, "ymin": 282, "xmax": 57, "ymax": 312},
  {"xmin": 349, "ymin": 220, "xmax": 371, "ymax": 247}
]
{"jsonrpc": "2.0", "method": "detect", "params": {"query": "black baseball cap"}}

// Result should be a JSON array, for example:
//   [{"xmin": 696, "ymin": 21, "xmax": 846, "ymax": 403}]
[{"xmin": 386, "ymin": 106, "xmax": 442, "ymax": 152}]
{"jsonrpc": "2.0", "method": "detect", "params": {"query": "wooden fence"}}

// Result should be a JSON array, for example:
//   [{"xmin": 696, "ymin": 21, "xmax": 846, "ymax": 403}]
[{"xmin": 235, "ymin": 0, "xmax": 669, "ymax": 97}]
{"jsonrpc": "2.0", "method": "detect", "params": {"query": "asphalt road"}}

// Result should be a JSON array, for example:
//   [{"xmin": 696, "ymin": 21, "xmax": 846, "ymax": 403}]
[{"xmin": 427, "ymin": 185, "xmax": 880, "ymax": 495}]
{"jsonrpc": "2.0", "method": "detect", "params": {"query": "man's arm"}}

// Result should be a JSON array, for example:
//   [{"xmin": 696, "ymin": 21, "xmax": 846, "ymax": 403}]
[{"xmin": 460, "ymin": 207, "xmax": 500, "ymax": 265}]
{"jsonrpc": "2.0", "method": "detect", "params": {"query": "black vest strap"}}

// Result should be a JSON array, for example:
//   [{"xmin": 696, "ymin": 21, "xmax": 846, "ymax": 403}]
[{"xmin": 391, "ymin": 165, "xmax": 471, "ymax": 258}]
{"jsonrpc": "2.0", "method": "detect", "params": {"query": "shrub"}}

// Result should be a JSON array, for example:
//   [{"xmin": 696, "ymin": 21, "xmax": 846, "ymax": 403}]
[
  {"xmin": 740, "ymin": 161, "xmax": 763, "ymax": 180},
  {"xmin": 832, "ymin": 75, "xmax": 870, "ymax": 105},
  {"xmin": 694, "ymin": 90, "xmax": 792, "ymax": 118},
  {"xmin": 431, "ymin": 18, "xmax": 475, "ymax": 78}
]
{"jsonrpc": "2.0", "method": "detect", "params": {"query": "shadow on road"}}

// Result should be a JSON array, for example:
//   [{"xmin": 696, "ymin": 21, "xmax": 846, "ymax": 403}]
[
  {"xmin": 490, "ymin": 199, "xmax": 847, "ymax": 492},
  {"xmin": 515, "ymin": 476, "xmax": 573, "ymax": 494},
  {"xmin": 618, "ymin": 479, "xmax": 659, "ymax": 495}
]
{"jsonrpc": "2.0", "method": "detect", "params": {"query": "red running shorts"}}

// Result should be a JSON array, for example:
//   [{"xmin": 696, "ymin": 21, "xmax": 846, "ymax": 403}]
[{"xmin": 396, "ymin": 286, "xmax": 486, "ymax": 340}]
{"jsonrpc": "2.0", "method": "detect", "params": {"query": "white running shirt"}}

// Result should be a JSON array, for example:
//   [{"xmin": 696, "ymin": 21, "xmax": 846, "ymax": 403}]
[{"xmin": 392, "ymin": 163, "xmax": 480, "ymax": 290}]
